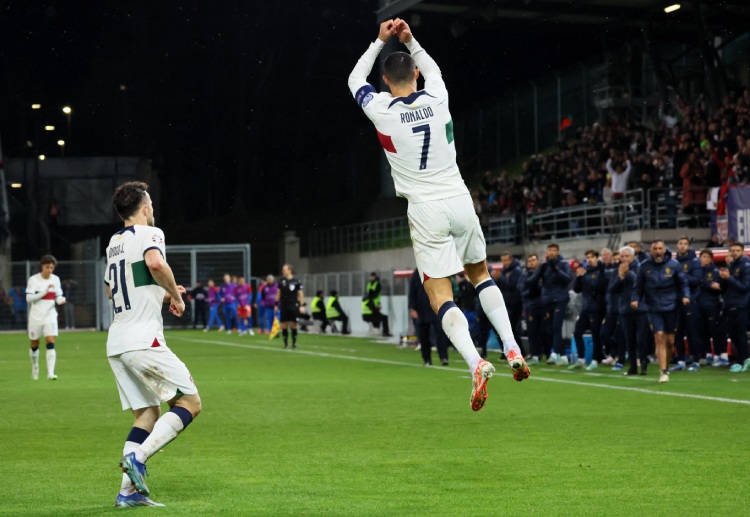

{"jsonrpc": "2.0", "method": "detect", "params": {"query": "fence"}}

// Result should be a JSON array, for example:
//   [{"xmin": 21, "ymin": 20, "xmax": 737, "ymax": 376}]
[
  {"xmin": 5, "ymin": 260, "xmax": 104, "ymax": 331},
  {"xmin": 308, "ymin": 217, "xmax": 411, "ymax": 257},
  {"xmin": 3, "ymin": 244, "xmax": 251, "ymax": 332}
]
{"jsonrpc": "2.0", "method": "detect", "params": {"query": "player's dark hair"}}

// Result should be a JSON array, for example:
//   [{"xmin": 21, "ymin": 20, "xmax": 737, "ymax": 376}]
[
  {"xmin": 526, "ymin": 254, "xmax": 538, "ymax": 261},
  {"xmin": 113, "ymin": 181, "xmax": 149, "ymax": 221},
  {"xmin": 585, "ymin": 249, "xmax": 598, "ymax": 258},
  {"xmin": 500, "ymin": 251, "xmax": 512, "ymax": 259},
  {"xmin": 384, "ymin": 52, "xmax": 416, "ymax": 85},
  {"xmin": 700, "ymin": 249, "xmax": 713, "ymax": 258},
  {"xmin": 651, "ymin": 238, "xmax": 665, "ymax": 245},
  {"xmin": 731, "ymin": 242, "xmax": 744, "ymax": 250},
  {"xmin": 40, "ymin": 254, "xmax": 57, "ymax": 266},
  {"xmin": 547, "ymin": 243, "xmax": 559, "ymax": 251},
  {"xmin": 677, "ymin": 235, "xmax": 691, "ymax": 244}
]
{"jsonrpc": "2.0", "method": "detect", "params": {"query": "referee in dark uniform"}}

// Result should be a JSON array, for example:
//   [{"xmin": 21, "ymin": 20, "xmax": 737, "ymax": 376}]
[{"xmin": 276, "ymin": 263, "xmax": 305, "ymax": 349}]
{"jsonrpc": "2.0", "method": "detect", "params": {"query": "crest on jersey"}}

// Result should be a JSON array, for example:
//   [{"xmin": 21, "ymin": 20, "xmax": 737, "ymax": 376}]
[
  {"xmin": 151, "ymin": 234, "xmax": 164, "ymax": 245},
  {"xmin": 289, "ymin": 285, "xmax": 296, "ymax": 291}
]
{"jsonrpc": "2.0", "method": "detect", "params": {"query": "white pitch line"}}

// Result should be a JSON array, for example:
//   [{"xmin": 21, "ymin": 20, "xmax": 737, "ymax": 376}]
[{"xmin": 173, "ymin": 336, "xmax": 750, "ymax": 406}]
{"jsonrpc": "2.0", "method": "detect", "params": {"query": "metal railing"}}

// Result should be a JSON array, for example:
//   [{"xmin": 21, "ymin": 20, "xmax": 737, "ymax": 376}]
[
  {"xmin": 486, "ymin": 214, "xmax": 521, "ymax": 245},
  {"xmin": 647, "ymin": 187, "xmax": 710, "ymax": 230},
  {"xmin": 525, "ymin": 189, "xmax": 645, "ymax": 242},
  {"xmin": 308, "ymin": 217, "xmax": 411, "ymax": 257}
]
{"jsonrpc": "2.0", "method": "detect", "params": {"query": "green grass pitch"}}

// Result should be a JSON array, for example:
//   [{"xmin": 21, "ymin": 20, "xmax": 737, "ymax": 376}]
[{"xmin": 1, "ymin": 330, "xmax": 749, "ymax": 516}]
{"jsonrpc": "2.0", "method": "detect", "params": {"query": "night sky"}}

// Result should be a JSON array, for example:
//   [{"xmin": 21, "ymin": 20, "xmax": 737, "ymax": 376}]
[{"xmin": 0, "ymin": 1, "xmax": 645, "ymax": 266}]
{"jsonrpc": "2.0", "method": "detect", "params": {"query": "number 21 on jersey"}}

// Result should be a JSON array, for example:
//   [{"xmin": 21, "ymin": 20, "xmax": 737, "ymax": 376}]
[{"xmin": 108, "ymin": 260, "xmax": 131, "ymax": 313}]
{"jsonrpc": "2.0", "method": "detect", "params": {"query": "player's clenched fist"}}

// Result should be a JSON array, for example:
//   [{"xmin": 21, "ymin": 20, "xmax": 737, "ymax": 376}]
[
  {"xmin": 393, "ymin": 18, "xmax": 413, "ymax": 43},
  {"xmin": 378, "ymin": 19, "xmax": 396, "ymax": 42}
]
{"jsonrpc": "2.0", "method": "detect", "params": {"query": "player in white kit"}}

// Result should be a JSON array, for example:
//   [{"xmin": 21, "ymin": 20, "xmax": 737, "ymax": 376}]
[
  {"xmin": 348, "ymin": 19, "xmax": 530, "ymax": 411},
  {"xmin": 26, "ymin": 255, "xmax": 66, "ymax": 380},
  {"xmin": 105, "ymin": 181, "xmax": 202, "ymax": 507}
]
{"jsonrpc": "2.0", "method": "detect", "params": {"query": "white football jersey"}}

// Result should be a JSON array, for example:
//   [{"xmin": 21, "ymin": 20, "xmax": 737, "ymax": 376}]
[
  {"xmin": 348, "ymin": 38, "xmax": 469, "ymax": 204},
  {"xmin": 26, "ymin": 272, "xmax": 63, "ymax": 323},
  {"xmin": 104, "ymin": 225, "xmax": 168, "ymax": 356}
]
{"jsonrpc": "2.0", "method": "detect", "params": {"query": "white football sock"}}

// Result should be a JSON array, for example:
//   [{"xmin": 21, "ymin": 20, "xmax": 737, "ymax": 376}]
[
  {"xmin": 120, "ymin": 441, "xmax": 141, "ymax": 495},
  {"xmin": 30, "ymin": 348, "xmax": 39, "ymax": 368},
  {"xmin": 136, "ymin": 412, "xmax": 185, "ymax": 462},
  {"xmin": 440, "ymin": 305, "xmax": 482, "ymax": 372},
  {"xmin": 46, "ymin": 348, "xmax": 56, "ymax": 377},
  {"xmin": 475, "ymin": 280, "xmax": 521, "ymax": 356}
]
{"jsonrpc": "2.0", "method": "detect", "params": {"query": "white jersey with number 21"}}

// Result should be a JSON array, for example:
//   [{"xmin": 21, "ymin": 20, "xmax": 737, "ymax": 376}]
[
  {"xmin": 104, "ymin": 224, "xmax": 168, "ymax": 357},
  {"xmin": 348, "ymin": 38, "xmax": 469, "ymax": 204}
]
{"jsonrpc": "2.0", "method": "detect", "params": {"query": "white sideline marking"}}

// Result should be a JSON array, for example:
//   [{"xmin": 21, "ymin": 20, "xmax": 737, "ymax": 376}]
[{"xmin": 174, "ymin": 336, "xmax": 750, "ymax": 406}]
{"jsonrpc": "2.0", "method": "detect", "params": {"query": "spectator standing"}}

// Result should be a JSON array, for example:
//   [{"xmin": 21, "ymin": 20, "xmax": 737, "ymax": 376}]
[
  {"xmin": 719, "ymin": 243, "xmax": 750, "ymax": 373},
  {"xmin": 606, "ymin": 153, "xmax": 632, "ymax": 198},
  {"xmin": 631, "ymin": 239, "xmax": 691, "ymax": 383},
  {"xmin": 189, "ymin": 281, "xmax": 208, "ymax": 330}
]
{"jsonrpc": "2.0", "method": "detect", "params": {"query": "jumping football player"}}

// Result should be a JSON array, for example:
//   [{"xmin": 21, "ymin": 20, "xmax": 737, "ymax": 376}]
[{"xmin": 348, "ymin": 19, "xmax": 529, "ymax": 411}]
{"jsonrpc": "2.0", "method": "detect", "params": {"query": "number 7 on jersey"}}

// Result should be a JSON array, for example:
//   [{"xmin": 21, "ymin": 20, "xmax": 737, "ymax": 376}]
[{"xmin": 412, "ymin": 124, "xmax": 431, "ymax": 170}]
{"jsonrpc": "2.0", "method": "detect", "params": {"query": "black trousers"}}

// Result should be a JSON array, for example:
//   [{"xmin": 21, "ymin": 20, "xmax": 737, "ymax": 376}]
[
  {"xmin": 600, "ymin": 312, "xmax": 623, "ymax": 361},
  {"xmin": 622, "ymin": 312, "xmax": 648, "ymax": 371},
  {"xmin": 416, "ymin": 321, "xmax": 449, "ymax": 364},
  {"xmin": 193, "ymin": 302, "xmax": 207, "ymax": 328},
  {"xmin": 573, "ymin": 309, "xmax": 603, "ymax": 362},
  {"xmin": 675, "ymin": 302, "xmax": 701, "ymax": 361},
  {"xmin": 724, "ymin": 307, "xmax": 749, "ymax": 363},
  {"xmin": 330, "ymin": 314, "xmax": 350, "ymax": 334},
  {"xmin": 525, "ymin": 305, "xmax": 544, "ymax": 358},
  {"xmin": 695, "ymin": 304, "xmax": 725, "ymax": 356}
]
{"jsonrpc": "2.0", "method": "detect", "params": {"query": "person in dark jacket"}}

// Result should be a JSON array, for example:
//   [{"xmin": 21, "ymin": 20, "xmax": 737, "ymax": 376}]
[
  {"xmin": 496, "ymin": 252, "xmax": 523, "ymax": 348},
  {"xmin": 529, "ymin": 243, "xmax": 572, "ymax": 365},
  {"xmin": 611, "ymin": 246, "xmax": 649, "ymax": 375},
  {"xmin": 519, "ymin": 254, "xmax": 543, "ymax": 365},
  {"xmin": 719, "ymin": 242, "xmax": 750, "ymax": 373},
  {"xmin": 570, "ymin": 250, "xmax": 607, "ymax": 370},
  {"xmin": 600, "ymin": 252, "xmax": 621, "ymax": 366},
  {"xmin": 695, "ymin": 249, "xmax": 727, "ymax": 367},
  {"xmin": 409, "ymin": 269, "xmax": 449, "ymax": 366},
  {"xmin": 671, "ymin": 237, "xmax": 702, "ymax": 372},
  {"xmin": 631, "ymin": 239, "xmax": 691, "ymax": 383}
]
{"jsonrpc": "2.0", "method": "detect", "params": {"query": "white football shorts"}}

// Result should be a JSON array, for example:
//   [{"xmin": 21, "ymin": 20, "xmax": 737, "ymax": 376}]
[
  {"xmin": 108, "ymin": 346, "xmax": 198, "ymax": 411},
  {"xmin": 28, "ymin": 317, "xmax": 58, "ymax": 340},
  {"xmin": 407, "ymin": 193, "xmax": 487, "ymax": 281}
]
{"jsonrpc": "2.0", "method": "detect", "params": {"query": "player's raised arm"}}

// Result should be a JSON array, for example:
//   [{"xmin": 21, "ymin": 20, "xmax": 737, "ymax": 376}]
[
  {"xmin": 347, "ymin": 20, "xmax": 396, "ymax": 102},
  {"xmin": 394, "ymin": 19, "xmax": 444, "ymax": 93}
]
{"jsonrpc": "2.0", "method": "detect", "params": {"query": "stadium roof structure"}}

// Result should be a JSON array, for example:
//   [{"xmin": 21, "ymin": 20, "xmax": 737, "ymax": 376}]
[{"xmin": 376, "ymin": 0, "xmax": 750, "ymax": 38}]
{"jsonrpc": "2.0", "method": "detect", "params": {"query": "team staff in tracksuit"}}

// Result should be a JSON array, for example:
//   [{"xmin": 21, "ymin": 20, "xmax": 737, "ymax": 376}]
[
  {"xmin": 528, "ymin": 243, "xmax": 572, "ymax": 365},
  {"xmin": 695, "ymin": 249, "xmax": 728, "ymax": 366},
  {"xmin": 571, "ymin": 250, "xmax": 607, "ymax": 370},
  {"xmin": 518, "ymin": 254, "xmax": 544, "ymax": 365},
  {"xmin": 496, "ymin": 252, "xmax": 523, "ymax": 348},
  {"xmin": 611, "ymin": 246, "xmax": 649, "ymax": 375},
  {"xmin": 631, "ymin": 239, "xmax": 691, "ymax": 383},
  {"xmin": 409, "ymin": 269, "xmax": 449, "ymax": 366},
  {"xmin": 600, "ymin": 251, "xmax": 621, "ymax": 366},
  {"xmin": 718, "ymin": 242, "xmax": 750, "ymax": 373},
  {"xmin": 672, "ymin": 237, "xmax": 702, "ymax": 371}
]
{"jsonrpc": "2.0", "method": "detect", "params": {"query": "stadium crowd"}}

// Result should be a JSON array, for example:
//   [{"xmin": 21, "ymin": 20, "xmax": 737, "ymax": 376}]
[
  {"xmin": 473, "ymin": 88, "xmax": 750, "ymax": 238},
  {"xmin": 463, "ymin": 238, "xmax": 750, "ymax": 383}
]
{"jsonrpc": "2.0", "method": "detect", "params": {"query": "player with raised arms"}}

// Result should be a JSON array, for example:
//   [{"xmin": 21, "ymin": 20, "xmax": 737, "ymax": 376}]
[
  {"xmin": 348, "ymin": 19, "xmax": 530, "ymax": 411},
  {"xmin": 105, "ymin": 181, "xmax": 202, "ymax": 506}
]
